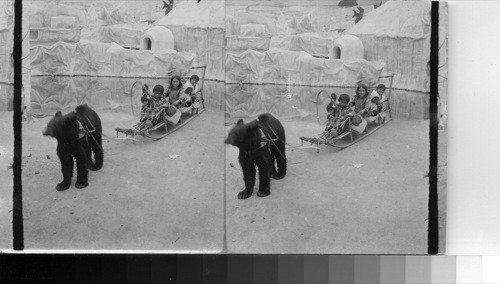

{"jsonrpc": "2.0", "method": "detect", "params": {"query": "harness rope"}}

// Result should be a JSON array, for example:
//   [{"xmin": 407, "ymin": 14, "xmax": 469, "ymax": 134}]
[
  {"xmin": 260, "ymin": 122, "xmax": 289, "ymax": 161},
  {"xmin": 75, "ymin": 111, "xmax": 104, "ymax": 152}
]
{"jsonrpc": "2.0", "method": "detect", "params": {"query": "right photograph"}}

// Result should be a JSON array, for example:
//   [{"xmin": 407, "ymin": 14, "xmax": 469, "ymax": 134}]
[{"xmin": 224, "ymin": 0, "xmax": 447, "ymax": 254}]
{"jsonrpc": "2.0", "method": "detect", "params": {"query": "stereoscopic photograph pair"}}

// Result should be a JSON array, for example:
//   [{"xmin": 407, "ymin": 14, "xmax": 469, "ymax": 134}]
[{"xmin": 0, "ymin": 0, "xmax": 446, "ymax": 254}]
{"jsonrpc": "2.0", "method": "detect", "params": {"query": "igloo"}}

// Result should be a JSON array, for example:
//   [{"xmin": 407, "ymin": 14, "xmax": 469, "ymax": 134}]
[{"xmin": 330, "ymin": 34, "xmax": 364, "ymax": 60}]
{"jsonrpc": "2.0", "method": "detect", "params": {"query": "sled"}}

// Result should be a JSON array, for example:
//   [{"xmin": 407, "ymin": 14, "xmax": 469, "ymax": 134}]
[
  {"xmin": 299, "ymin": 74, "xmax": 394, "ymax": 152},
  {"xmin": 114, "ymin": 65, "xmax": 207, "ymax": 141}
]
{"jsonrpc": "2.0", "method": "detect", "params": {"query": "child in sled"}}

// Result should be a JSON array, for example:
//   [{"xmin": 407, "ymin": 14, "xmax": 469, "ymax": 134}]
[
  {"xmin": 189, "ymin": 75, "xmax": 202, "ymax": 101},
  {"xmin": 161, "ymin": 75, "xmax": 184, "ymax": 124},
  {"xmin": 138, "ymin": 84, "xmax": 168, "ymax": 131},
  {"xmin": 363, "ymin": 93, "xmax": 381, "ymax": 123},
  {"xmin": 322, "ymin": 93, "xmax": 352, "ymax": 139},
  {"xmin": 365, "ymin": 83, "xmax": 389, "ymax": 123},
  {"xmin": 370, "ymin": 84, "xmax": 387, "ymax": 110},
  {"xmin": 348, "ymin": 84, "xmax": 370, "ymax": 133},
  {"xmin": 186, "ymin": 74, "xmax": 202, "ymax": 111}
]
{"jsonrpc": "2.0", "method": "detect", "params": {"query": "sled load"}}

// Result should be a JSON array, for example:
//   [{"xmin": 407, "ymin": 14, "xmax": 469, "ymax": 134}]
[
  {"xmin": 300, "ymin": 74, "xmax": 394, "ymax": 152},
  {"xmin": 115, "ymin": 65, "xmax": 207, "ymax": 140}
]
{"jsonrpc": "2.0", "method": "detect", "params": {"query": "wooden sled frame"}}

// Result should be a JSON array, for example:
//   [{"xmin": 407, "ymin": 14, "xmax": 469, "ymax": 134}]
[
  {"xmin": 300, "ymin": 74, "xmax": 394, "ymax": 152},
  {"xmin": 300, "ymin": 115, "xmax": 392, "ymax": 152},
  {"xmin": 115, "ymin": 65, "xmax": 207, "ymax": 141}
]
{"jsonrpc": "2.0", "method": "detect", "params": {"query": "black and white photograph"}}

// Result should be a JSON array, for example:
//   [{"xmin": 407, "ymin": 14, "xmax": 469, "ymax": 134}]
[
  {"xmin": 1, "ymin": 0, "xmax": 225, "ymax": 251},
  {"xmin": 1, "ymin": 0, "xmax": 448, "ymax": 255},
  {"xmin": 224, "ymin": 0, "xmax": 447, "ymax": 254}
]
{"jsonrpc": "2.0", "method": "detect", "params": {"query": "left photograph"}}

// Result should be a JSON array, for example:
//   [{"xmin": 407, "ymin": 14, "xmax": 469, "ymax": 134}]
[{"xmin": 4, "ymin": 0, "xmax": 225, "ymax": 251}]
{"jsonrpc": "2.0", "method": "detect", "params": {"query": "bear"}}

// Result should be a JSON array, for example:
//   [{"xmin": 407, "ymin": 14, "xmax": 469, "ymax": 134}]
[
  {"xmin": 42, "ymin": 104, "xmax": 103, "ymax": 191},
  {"xmin": 225, "ymin": 113, "xmax": 287, "ymax": 199}
]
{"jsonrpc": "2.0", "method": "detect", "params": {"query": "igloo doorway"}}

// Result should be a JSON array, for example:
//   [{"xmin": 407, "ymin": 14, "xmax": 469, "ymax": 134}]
[
  {"xmin": 143, "ymin": 37, "xmax": 152, "ymax": 50},
  {"xmin": 140, "ymin": 26, "xmax": 174, "ymax": 51},
  {"xmin": 332, "ymin": 46, "xmax": 341, "ymax": 59}
]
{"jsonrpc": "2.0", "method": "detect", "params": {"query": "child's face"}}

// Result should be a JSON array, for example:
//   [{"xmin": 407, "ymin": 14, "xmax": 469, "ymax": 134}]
[
  {"xmin": 358, "ymin": 87, "xmax": 366, "ymax": 97},
  {"xmin": 190, "ymin": 79, "xmax": 198, "ymax": 87},
  {"xmin": 377, "ymin": 87, "xmax": 385, "ymax": 95},
  {"xmin": 172, "ymin": 78, "xmax": 180, "ymax": 88},
  {"xmin": 371, "ymin": 96, "xmax": 380, "ymax": 104},
  {"xmin": 338, "ymin": 99, "xmax": 348, "ymax": 108}
]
